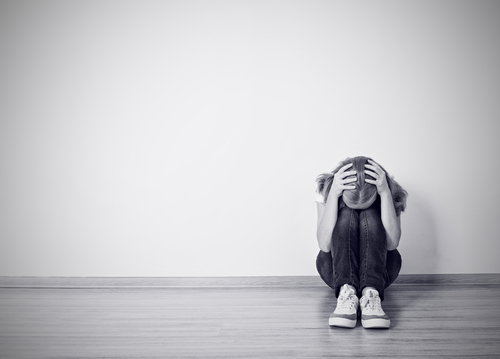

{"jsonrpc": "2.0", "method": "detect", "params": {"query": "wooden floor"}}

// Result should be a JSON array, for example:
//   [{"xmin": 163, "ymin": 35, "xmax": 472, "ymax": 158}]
[{"xmin": 0, "ymin": 274, "xmax": 499, "ymax": 358}]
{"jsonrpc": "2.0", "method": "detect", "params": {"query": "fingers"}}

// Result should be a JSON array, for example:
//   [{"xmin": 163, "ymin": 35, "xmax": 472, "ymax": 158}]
[
  {"xmin": 336, "ymin": 169, "xmax": 356, "ymax": 180},
  {"xmin": 333, "ymin": 160, "xmax": 386, "ymax": 191},
  {"xmin": 336, "ymin": 163, "xmax": 357, "ymax": 185},
  {"xmin": 330, "ymin": 163, "xmax": 357, "ymax": 197},
  {"xmin": 365, "ymin": 160, "xmax": 385, "ymax": 174},
  {"xmin": 365, "ymin": 165, "xmax": 385, "ymax": 183},
  {"xmin": 364, "ymin": 164, "xmax": 380, "ymax": 173},
  {"xmin": 338, "ymin": 163, "xmax": 353, "ymax": 174},
  {"xmin": 366, "ymin": 159, "xmax": 380, "ymax": 168},
  {"xmin": 339, "ymin": 184, "xmax": 356, "ymax": 191},
  {"xmin": 364, "ymin": 169, "xmax": 378, "ymax": 179},
  {"xmin": 337, "ymin": 163, "xmax": 354, "ymax": 179},
  {"xmin": 339, "ymin": 172, "xmax": 356, "ymax": 181}
]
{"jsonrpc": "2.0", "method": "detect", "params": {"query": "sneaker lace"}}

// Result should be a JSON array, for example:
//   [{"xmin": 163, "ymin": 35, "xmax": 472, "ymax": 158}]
[
  {"xmin": 338, "ymin": 291, "xmax": 356, "ymax": 310},
  {"xmin": 363, "ymin": 293, "xmax": 382, "ymax": 312}
]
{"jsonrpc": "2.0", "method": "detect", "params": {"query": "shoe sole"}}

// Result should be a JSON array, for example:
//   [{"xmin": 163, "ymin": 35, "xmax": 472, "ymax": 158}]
[
  {"xmin": 361, "ymin": 318, "xmax": 390, "ymax": 329},
  {"xmin": 329, "ymin": 317, "xmax": 356, "ymax": 328}
]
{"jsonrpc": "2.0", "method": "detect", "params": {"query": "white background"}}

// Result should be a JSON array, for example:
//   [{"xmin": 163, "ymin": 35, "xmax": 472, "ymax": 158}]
[{"xmin": 1, "ymin": 0, "xmax": 499, "ymax": 276}]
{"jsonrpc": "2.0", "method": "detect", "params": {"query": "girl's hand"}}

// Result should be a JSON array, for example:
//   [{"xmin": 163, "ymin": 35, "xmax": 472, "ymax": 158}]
[
  {"xmin": 328, "ymin": 163, "xmax": 357, "ymax": 198},
  {"xmin": 364, "ymin": 159, "xmax": 390, "ymax": 195}
]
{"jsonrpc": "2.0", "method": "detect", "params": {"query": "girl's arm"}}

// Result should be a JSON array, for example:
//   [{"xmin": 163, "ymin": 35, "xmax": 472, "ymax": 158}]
[
  {"xmin": 379, "ymin": 191, "xmax": 401, "ymax": 250},
  {"xmin": 365, "ymin": 159, "xmax": 402, "ymax": 250},
  {"xmin": 316, "ymin": 163, "xmax": 357, "ymax": 252},
  {"xmin": 316, "ymin": 199, "xmax": 339, "ymax": 252}
]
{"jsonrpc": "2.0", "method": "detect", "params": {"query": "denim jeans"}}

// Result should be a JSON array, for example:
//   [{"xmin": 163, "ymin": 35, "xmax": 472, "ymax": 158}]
[{"xmin": 316, "ymin": 204, "xmax": 402, "ymax": 301}]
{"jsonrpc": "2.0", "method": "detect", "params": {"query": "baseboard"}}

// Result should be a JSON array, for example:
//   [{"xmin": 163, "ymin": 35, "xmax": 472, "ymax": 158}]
[{"xmin": 0, "ymin": 273, "xmax": 499, "ymax": 288}]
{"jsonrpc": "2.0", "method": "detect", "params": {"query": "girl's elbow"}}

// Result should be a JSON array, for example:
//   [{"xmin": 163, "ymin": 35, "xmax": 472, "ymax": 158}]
[
  {"xmin": 316, "ymin": 232, "xmax": 331, "ymax": 252},
  {"xmin": 387, "ymin": 231, "xmax": 401, "ymax": 251},
  {"xmin": 387, "ymin": 241, "xmax": 399, "ymax": 251},
  {"xmin": 319, "ymin": 242, "xmax": 331, "ymax": 253}
]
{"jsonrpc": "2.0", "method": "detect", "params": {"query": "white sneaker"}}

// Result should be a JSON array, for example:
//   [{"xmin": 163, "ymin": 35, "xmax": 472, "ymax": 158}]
[
  {"xmin": 360, "ymin": 289, "xmax": 390, "ymax": 329},
  {"xmin": 329, "ymin": 284, "xmax": 359, "ymax": 328}
]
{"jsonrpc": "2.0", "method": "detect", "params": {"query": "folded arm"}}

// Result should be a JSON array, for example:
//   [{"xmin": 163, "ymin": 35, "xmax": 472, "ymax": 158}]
[{"xmin": 365, "ymin": 160, "xmax": 402, "ymax": 250}]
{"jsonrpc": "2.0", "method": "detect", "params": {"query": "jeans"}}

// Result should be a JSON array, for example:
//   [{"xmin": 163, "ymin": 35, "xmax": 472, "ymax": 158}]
[{"xmin": 316, "ymin": 204, "xmax": 402, "ymax": 301}]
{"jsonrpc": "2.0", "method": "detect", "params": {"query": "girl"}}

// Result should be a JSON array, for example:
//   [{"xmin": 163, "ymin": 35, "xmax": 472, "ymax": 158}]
[{"xmin": 315, "ymin": 156, "xmax": 407, "ymax": 329}]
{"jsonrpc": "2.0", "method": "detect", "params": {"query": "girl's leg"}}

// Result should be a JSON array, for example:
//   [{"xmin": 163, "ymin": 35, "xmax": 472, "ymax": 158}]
[
  {"xmin": 331, "ymin": 206, "xmax": 361, "ymax": 298},
  {"xmin": 359, "ymin": 207, "xmax": 389, "ymax": 301},
  {"xmin": 316, "ymin": 250, "xmax": 335, "ymax": 290},
  {"xmin": 386, "ymin": 248, "xmax": 402, "ymax": 286},
  {"xmin": 315, "ymin": 207, "xmax": 401, "ymax": 295}
]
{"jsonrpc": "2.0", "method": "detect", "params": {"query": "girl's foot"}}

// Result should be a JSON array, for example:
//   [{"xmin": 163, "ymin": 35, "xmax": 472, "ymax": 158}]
[
  {"xmin": 360, "ymin": 289, "xmax": 390, "ymax": 329},
  {"xmin": 329, "ymin": 284, "xmax": 358, "ymax": 328}
]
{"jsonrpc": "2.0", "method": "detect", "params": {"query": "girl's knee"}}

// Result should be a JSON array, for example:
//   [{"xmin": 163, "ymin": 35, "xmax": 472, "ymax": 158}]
[
  {"xmin": 361, "ymin": 207, "xmax": 384, "ymax": 229},
  {"xmin": 333, "ymin": 207, "xmax": 358, "ymax": 237},
  {"xmin": 360, "ymin": 208, "xmax": 386, "ymax": 245},
  {"xmin": 337, "ymin": 206, "xmax": 358, "ymax": 225}
]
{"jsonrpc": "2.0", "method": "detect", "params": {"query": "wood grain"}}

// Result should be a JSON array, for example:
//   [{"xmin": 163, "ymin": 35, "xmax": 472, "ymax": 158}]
[
  {"xmin": 0, "ymin": 275, "xmax": 499, "ymax": 358},
  {"xmin": 1, "ymin": 273, "xmax": 499, "ymax": 288}
]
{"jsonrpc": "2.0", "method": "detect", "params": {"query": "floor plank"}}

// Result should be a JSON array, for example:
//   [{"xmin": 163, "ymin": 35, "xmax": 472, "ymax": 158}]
[
  {"xmin": 1, "ymin": 273, "xmax": 500, "ymax": 288},
  {"xmin": 0, "ymin": 277, "xmax": 499, "ymax": 358}
]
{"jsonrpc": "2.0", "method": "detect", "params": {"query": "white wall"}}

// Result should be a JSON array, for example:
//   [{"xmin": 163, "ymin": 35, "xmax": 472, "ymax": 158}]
[{"xmin": 1, "ymin": 0, "xmax": 499, "ymax": 277}]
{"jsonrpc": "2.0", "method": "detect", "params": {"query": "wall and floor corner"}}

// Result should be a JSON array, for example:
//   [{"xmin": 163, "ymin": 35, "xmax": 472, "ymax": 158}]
[{"xmin": 0, "ymin": 0, "xmax": 499, "ymax": 278}]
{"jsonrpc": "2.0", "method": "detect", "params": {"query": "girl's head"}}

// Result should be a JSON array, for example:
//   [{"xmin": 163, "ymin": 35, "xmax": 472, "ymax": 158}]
[
  {"xmin": 316, "ymin": 156, "xmax": 408, "ymax": 215},
  {"xmin": 341, "ymin": 156, "xmax": 378, "ymax": 210}
]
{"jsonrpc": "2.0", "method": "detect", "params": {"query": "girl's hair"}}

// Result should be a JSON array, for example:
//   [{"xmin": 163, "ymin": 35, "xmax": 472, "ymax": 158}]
[{"xmin": 316, "ymin": 156, "xmax": 408, "ymax": 216}]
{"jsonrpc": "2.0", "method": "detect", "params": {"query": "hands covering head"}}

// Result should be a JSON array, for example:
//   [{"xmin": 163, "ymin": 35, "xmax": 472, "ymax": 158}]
[
  {"xmin": 339, "ymin": 156, "xmax": 378, "ymax": 210},
  {"xmin": 316, "ymin": 156, "xmax": 407, "ymax": 214}
]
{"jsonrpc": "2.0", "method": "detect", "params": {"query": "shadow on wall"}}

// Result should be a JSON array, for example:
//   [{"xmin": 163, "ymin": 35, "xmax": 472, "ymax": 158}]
[{"xmin": 398, "ymin": 190, "xmax": 439, "ymax": 274}]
